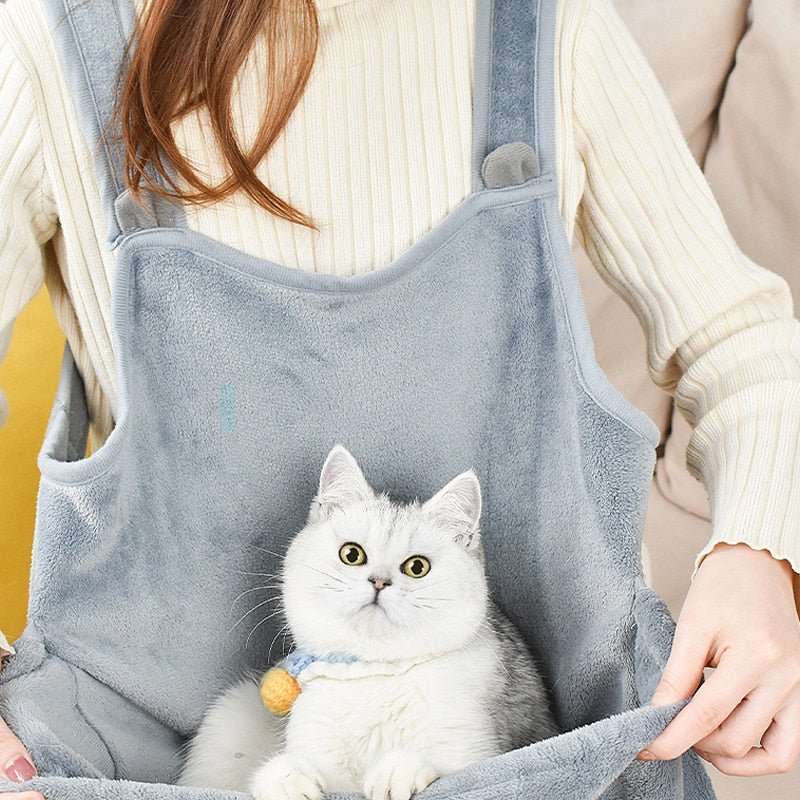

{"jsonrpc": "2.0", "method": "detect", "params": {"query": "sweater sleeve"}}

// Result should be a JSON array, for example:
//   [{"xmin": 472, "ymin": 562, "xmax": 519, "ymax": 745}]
[
  {"xmin": 570, "ymin": 0, "xmax": 800, "ymax": 581},
  {"xmin": 0, "ymin": 4, "xmax": 59, "ymax": 428}
]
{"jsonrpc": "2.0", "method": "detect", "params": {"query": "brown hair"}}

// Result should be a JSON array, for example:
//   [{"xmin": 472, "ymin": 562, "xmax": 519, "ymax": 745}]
[{"xmin": 111, "ymin": 0, "xmax": 321, "ymax": 230}]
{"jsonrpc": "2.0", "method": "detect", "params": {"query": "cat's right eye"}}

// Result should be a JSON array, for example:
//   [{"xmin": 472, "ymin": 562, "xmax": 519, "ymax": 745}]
[{"xmin": 339, "ymin": 542, "xmax": 367, "ymax": 566}]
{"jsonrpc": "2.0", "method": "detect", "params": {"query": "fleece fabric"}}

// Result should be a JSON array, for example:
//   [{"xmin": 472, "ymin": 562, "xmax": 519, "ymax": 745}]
[{"xmin": 0, "ymin": 0, "xmax": 716, "ymax": 797}]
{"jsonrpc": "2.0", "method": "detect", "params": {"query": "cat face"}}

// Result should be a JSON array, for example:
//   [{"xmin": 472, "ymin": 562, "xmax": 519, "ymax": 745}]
[{"xmin": 281, "ymin": 444, "xmax": 488, "ymax": 662}]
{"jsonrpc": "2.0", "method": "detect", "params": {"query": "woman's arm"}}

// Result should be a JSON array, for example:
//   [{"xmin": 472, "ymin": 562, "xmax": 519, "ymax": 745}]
[
  {"xmin": 569, "ymin": 0, "xmax": 800, "ymax": 580},
  {"xmin": 0, "ymin": 12, "xmax": 56, "ymax": 798},
  {"xmin": 0, "ymin": 2, "xmax": 59, "ymax": 429},
  {"xmin": 567, "ymin": 0, "xmax": 800, "ymax": 776}
]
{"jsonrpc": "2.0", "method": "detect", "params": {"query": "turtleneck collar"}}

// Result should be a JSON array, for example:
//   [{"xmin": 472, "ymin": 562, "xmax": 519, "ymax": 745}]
[{"xmin": 315, "ymin": 0, "xmax": 357, "ymax": 10}]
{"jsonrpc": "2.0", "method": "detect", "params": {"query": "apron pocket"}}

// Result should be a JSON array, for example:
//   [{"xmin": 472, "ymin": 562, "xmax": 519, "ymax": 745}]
[
  {"xmin": 0, "ymin": 630, "xmax": 192, "ymax": 789},
  {"xmin": 37, "ymin": 342, "xmax": 129, "ymax": 486}
]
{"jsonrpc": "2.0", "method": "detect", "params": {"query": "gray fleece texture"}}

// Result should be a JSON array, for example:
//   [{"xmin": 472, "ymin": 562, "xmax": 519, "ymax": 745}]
[{"xmin": 0, "ymin": 0, "xmax": 716, "ymax": 797}]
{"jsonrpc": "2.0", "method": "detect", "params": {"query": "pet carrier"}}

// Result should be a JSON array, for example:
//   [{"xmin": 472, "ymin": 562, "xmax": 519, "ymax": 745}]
[{"xmin": 0, "ymin": 0, "xmax": 715, "ymax": 797}]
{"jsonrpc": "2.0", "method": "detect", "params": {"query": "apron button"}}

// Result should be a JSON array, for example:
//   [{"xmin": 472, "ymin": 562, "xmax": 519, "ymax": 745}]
[{"xmin": 481, "ymin": 141, "xmax": 540, "ymax": 188}]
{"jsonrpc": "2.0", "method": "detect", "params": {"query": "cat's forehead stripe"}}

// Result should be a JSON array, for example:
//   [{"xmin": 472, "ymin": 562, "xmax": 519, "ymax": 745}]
[{"xmin": 330, "ymin": 498, "xmax": 438, "ymax": 552}]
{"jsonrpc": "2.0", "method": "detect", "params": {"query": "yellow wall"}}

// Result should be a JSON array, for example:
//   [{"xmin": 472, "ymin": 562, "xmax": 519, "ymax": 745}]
[{"xmin": 0, "ymin": 285, "xmax": 64, "ymax": 642}]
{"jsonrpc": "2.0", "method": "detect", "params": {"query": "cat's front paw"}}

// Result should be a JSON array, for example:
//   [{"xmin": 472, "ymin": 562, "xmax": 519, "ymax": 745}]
[
  {"xmin": 363, "ymin": 750, "xmax": 439, "ymax": 800},
  {"xmin": 248, "ymin": 752, "xmax": 326, "ymax": 800}
]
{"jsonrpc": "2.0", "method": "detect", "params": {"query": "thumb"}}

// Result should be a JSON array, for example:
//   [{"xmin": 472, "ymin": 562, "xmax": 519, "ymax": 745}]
[
  {"xmin": 0, "ymin": 716, "xmax": 37, "ymax": 783},
  {"xmin": 649, "ymin": 622, "xmax": 709, "ymax": 707}
]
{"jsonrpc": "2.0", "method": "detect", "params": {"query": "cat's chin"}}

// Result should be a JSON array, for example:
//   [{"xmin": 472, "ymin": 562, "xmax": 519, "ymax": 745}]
[
  {"xmin": 348, "ymin": 600, "xmax": 400, "ymax": 636},
  {"xmin": 288, "ymin": 595, "xmax": 487, "ymax": 663},
  {"xmin": 358, "ymin": 600, "xmax": 389, "ymax": 617},
  {"xmin": 292, "ymin": 617, "xmax": 441, "ymax": 663}
]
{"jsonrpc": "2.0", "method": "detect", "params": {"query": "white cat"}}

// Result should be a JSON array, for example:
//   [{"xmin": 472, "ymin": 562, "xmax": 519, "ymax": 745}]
[{"xmin": 176, "ymin": 444, "xmax": 558, "ymax": 800}]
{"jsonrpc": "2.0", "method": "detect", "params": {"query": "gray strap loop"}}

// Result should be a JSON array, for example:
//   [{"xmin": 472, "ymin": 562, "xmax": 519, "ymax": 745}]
[
  {"xmin": 481, "ymin": 141, "xmax": 541, "ymax": 189},
  {"xmin": 114, "ymin": 188, "xmax": 184, "ymax": 240}
]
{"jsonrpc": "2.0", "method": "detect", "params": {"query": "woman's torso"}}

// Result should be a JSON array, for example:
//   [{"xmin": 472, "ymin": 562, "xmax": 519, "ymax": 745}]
[{"xmin": 0, "ymin": 0, "xmax": 591, "ymax": 449}]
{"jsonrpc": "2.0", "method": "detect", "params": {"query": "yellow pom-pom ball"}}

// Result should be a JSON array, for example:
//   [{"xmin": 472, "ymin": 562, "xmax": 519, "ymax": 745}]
[{"xmin": 260, "ymin": 667, "xmax": 301, "ymax": 716}]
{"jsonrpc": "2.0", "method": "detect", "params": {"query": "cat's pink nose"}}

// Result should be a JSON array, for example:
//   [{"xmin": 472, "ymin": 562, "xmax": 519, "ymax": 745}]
[{"xmin": 369, "ymin": 576, "xmax": 392, "ymax": 591}]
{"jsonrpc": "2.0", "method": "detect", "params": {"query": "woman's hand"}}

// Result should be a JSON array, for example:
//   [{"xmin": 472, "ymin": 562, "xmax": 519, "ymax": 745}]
[
  {"xmin": 636, "ymin": 542, "xmax": 800, "ymax": 776},
  {"xmin": 0, "ymin": 654, "xmax": 43, "ymax": 800}
]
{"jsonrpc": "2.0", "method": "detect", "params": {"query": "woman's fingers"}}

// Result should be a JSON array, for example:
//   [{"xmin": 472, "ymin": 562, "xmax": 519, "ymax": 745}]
[
  {"xmin": 636, "ymin": 544, "xmax": 800, "ymax": 776},
  {"xmin": 692, "ymin": 680, "xmax": 791, "ymax": 759},
  {"xmin": 0, "ymin": 717, "xmax": 37, "ymax": 785},
  {"xmin": 647, "ymin": 618, "xmax": 709, "ymax": 708},
  {"xmin": 695, "ymin": 686, "xmax": 800, "ymax": 776},
  {"xmin": 641, "ymin": 654, "xmax": 758, "ymax": 761},
  {"xmin": 0, "ymin": 660, "xmax": 44, "ymax": 799},
  {"xmin": 0, "ymin": 712, "xmax": 43, "ymax": 799}
]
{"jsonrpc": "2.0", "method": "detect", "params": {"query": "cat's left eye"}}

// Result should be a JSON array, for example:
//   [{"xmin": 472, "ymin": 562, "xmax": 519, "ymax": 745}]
[{"xmin": 401, "ymin": 555, "xmax": 431, "ymax": 579}]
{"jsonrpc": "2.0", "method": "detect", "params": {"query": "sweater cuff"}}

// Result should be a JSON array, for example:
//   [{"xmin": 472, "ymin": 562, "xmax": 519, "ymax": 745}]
[{"xmin": 688, "ymin": 382, "xmax": 800, "ymax": 581}]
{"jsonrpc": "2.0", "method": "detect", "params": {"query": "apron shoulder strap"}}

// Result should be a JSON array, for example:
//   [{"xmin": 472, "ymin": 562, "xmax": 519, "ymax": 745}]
[
  {"xmin": 39, "ymin": 0, "xmax": 186, "ymax": 246},
  {"xmin": 478, "ymin": 0, "xmax": 558, "ymax": 191}
]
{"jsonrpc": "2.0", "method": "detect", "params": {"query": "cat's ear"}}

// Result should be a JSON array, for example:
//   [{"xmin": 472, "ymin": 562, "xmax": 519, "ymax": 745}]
[
  {"xmin": 422, "ymin": 469, "xmax": 482, "ymax": 549},
  {"xmin": 313, "ymin": 444, "xmax": 374, "ymax": 519}
]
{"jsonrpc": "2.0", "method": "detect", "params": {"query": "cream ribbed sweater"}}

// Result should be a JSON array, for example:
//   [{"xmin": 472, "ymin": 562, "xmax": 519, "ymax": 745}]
[{"xmin": 0, "ymin": 0, "xmax": 798, "ymax": 584}]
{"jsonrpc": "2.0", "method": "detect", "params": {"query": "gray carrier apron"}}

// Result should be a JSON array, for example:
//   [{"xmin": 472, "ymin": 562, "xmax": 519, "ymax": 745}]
[{"xmin": 0, "ymin": 0, "xmax": 717, "ymax": 797}]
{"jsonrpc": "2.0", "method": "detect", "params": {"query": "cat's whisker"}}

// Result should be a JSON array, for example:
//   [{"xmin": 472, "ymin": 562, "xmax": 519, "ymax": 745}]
[
  {"xmin": 228, "ymin": 584, "xmax": 283, "ymax": 609},
  {"xmin": 406, "ymin": 579, "xmax": 449, "ymax": 593},
  {"xmin": 227, "ymin": 594, "xmax": 283, "ymax": 625},
  {"xmin": 267, "ymin": 623, "xmax": 291, "ymax": 662},
  {"xmin": 457, "ymin": 627, "xmax": 511, "ymax": 679},
  {"xmin": 407, "ymin": 594, "xmax": 459, "ymax": 603},
  {"xmin": 246, "ymin": 609, "xmax": 288, "ymax": 650},
  {"xmin": 250, "ymin": 545, "xmax": 290, "ymax": 561},
  {"xmin": 299, "ymin": 562, "xmax": 348, "ymax": 585},
  {"xmin": 420, "ymin": 605, "xmax": 511, "ymax": 679},
  {"xmin": 229, "ymin": 601, "xmax": 285, "ymax": 637},
  {"xmin": 227, "ymin": 568, "xmax": 285, "ymax": 578},
  {"xmin": 218, "ymin": 558, "xmax": 283, "ymax": 578},
  {"xmin": 252, "ymin": 546, "xmax": 333, "ymax": 575},
  {"xmin": 251, "ymin": 544, "xmax": 351, "ymax": 585},
  {"xmin": 229, "ymin": 587, "xmax": 283, "ymax": 613},
  {"xmin": 280, "ymin": 626, "xmax": 291, "ymax": 657},
  {"xmin": 240, "ymin": 544, "xmax": 352, "ymax": 592}
]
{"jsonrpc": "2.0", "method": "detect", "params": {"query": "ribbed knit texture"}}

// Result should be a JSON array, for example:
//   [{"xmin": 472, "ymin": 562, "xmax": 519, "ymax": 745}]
[{"xmin": 0, "ymin": 0, "xmax": 798, "ymax": 584}]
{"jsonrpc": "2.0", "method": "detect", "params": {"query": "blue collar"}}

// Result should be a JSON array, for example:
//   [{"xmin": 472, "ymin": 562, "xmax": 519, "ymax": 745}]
[{"xmin": 280, "ymin": 649, "xmax": 358, "ymax": 677}]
